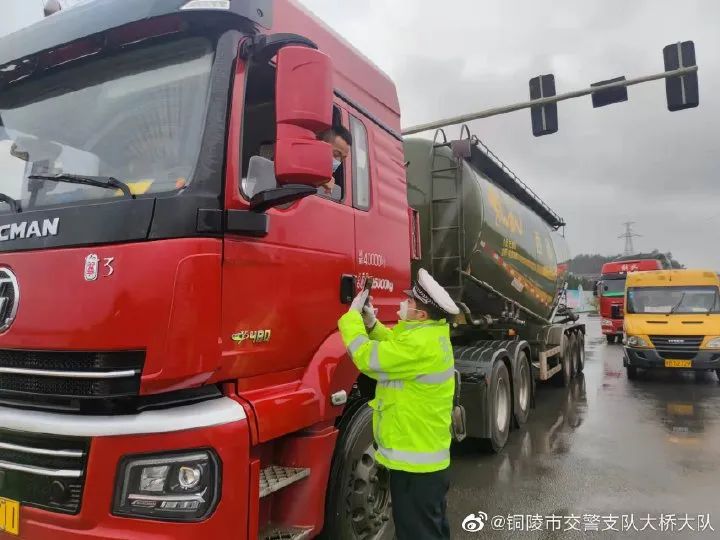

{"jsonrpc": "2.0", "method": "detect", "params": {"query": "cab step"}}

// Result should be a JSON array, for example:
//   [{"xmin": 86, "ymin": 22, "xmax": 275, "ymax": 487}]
[
  {"xmin": 259, "ymin": 465, "xmax": 310, "ymax": 498},
  {"xmin": 260, "ymin": 526, "xmax": 312, "ymax": 540}
]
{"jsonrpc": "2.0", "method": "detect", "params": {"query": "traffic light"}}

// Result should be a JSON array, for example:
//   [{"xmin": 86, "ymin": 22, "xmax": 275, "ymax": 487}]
[
  {"xmin": 591, "ymin": 76, "xmax": 628, "ymax": 108},
  {"xmin": 529, "ymin": 74, "xmax": 558, "ymax": 136},
  {"xmin": 663, "ymin": 41, "xmax": 699, "ymax": 111}
]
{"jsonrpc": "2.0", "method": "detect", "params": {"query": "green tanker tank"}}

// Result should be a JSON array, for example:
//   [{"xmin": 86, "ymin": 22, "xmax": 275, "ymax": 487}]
[{"xmin": 404, "ymin": 135, "xmax": 570, "ymax": 322}]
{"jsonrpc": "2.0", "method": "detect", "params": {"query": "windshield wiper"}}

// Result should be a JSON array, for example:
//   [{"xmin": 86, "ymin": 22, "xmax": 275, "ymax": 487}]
[
  {"xmin": 0, "ymin": 194, "xmax": 20, "ymax": 213},
  {"xmin": 708, "ymin": 292, "xmax": 719, "ymax": 315},
  {"xmin": 28, "ymin": 173, "xmax": 135, "ymax": 199},
  {"xmin": 668, "ymin": 292, "xmax": 686, "ymax": 315}
]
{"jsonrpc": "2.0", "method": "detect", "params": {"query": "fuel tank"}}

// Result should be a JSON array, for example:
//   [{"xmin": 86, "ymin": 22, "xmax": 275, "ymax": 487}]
[{"xmin": 404, "ymin": 136, "xmax": 569, "ymax": 320}]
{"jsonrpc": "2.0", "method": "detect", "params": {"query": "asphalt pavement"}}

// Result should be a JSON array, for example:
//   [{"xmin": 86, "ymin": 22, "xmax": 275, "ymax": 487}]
[{"xmin": 447, "ymin": 315, "xmax": 720, "ymax": 539}]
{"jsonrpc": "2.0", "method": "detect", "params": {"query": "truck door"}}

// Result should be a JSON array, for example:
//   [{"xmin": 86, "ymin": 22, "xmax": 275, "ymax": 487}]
[
  {"xmin": 344, "ymin": 110, "xmax": 409, "ymax": 321},
  {"xmin": 220, "ymin": 57, "xmax": 356, "ymax": 381}
]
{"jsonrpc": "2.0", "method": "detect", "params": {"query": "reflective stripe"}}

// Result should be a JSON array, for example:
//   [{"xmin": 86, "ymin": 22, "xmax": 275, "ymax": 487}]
[
  {"xmin": 379, "ymin": 380, "xmax": 404, "ymax": 390},
  {"xmin": 377, "ymin": 445, "xmax": 450, "ymax": 465},
  {"xmin": 415, "ymin": 366, "xmax": 455, "ymax": 385},
  {"xmin": 369, "ymin": 342, "xmax": 389, "ymax": 381},
  {"xmin": 348, "ymin": 335, "xmax": 369, "ymax": 354}
]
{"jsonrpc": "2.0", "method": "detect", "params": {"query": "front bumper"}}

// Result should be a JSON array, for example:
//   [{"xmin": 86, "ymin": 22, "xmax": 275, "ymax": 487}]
[
  {"xmin": 0, "ymin": 398, "xmax": 250, "ymax": 540},
  {"xmin": 624, "ymin": 347, "xmax": 720, "ymax": 370},
  {"xmin": 601, "ymin": 318, "xmax": 623, "ymax": 335}
]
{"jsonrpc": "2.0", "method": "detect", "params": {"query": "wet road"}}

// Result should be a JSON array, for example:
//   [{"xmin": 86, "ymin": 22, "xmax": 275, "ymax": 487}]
[{"xmin": 447, "ymin": 316, "xmax": 720, "ymax": 539}]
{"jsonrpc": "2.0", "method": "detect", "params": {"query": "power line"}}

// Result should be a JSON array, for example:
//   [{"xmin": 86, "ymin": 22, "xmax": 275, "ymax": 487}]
[{"xmin": 618, "ymin": 222, "xmax": 642, "ymax": 256}]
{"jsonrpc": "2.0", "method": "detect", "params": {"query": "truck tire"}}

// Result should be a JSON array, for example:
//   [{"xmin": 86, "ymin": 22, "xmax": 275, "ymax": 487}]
[
  {"xmin": 606, "ymin": 334, "xmax": 614, "ymax": 344},
  {"xmin": 323, "ymin": 403, "xmax": 394, "ymax": 540},
  {"xmin": 574, "ymin": 332, "xmax": 585, "ymax": 373},
  {"xmin": 626, "ymin": 366, "xmax": 638, "ymax": 380},
  {"xmin": 717, "ymin": 369, "xmax": 720, "ymax": 382},
  {"xmin": 513, "ymin": 351, "xmax": 532, "ymax": 427},
  {"xmin": 554, "ymin": 337, "xmax": 573, "ymax": 387},
  {"xmin": 484, "ymin": 360, "xmax": 512, "ymax": 453}
]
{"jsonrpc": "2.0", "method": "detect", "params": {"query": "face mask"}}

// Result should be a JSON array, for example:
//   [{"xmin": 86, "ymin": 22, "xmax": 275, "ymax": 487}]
[
  {"xmin": 332, "ymin": 158, "xmax": 342, "ymax": 172},
  {"xmin": 398, "ymin": 300, "xmax": 423, "ymax": 321},
  {"xmin": 397, "ymin": 300, "xmax": 410, "ymax": 320}
]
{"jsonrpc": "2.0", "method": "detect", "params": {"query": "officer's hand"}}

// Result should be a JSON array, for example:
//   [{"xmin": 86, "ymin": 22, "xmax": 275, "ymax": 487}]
[
  {"xmin": 362, "ymin": 297, "xmax": 377, "ymax": 330},
  {"xmin": 349, "ymin": 289, "xmax": 369, "ymax": 314}
]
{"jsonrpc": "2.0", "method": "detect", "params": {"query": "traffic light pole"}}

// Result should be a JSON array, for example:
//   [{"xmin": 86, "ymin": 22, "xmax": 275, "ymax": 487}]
[{"xmin": 401, "ymin": 65, "xmax": 698, "ymax": 136}]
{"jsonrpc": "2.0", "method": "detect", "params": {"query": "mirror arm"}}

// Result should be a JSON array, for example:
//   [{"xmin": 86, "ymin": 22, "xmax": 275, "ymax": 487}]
[
  {"xmin": 240, "ymin": 33, "xmax": 318, "ymax": 65},
  {"xmin": 249, "ymin": 185, "xmax": 317, "ymax": 213}
]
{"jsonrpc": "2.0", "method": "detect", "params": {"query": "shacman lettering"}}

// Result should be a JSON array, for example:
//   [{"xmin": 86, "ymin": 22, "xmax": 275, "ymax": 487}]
[{"xmin": 0, "ymin": 218, "xmax": 59, "ymax": 242}]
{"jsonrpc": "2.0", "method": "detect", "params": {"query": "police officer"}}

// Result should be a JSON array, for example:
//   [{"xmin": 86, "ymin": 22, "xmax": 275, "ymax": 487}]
[{"xmin": 338, "ymin": 268, "xmax": 460, "ymax": 540}]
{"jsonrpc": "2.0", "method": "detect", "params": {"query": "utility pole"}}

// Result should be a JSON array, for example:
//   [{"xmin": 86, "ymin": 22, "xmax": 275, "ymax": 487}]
[{"xmin": 619, "ymin": 222, "xmax": 641, "ymax": 256}]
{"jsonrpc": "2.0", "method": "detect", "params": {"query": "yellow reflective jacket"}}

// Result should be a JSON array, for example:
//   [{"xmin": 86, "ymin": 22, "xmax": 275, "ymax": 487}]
[{"xmin": 338, "ymin": 311, "xmax": 454, "ymax": 473}]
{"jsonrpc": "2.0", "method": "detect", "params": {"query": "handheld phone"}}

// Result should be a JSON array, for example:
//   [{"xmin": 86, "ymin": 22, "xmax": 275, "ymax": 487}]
[{"xmin": 363, "ymin": 277, "xmax": 374, "ymax": 305}]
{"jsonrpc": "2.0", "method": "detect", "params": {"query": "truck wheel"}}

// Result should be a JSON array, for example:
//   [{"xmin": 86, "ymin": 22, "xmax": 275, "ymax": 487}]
[
  {"xmin": 717, "ymin": 369, "xmax": 720, "ymax": 382},
  {"xmin": 484, "ymin": 360, "xmax": 512, "ymax": 453},
  {"xmin": 626, "ymin": 366, "xmax": 638, "ymax": 380},
  {"xmin": 323, "ymin": 403, "xmax": 394, "ymax": 540},
  {"xmin": 513, "ymin": 352, "xmax": 532, "ymax": 427},
  {"xmin": 575, "ymin": 333, "xmax": 585, "ymax": 373},
  {"xmin": 554, "ymin": 338, "xmax": 573, "ymax": 387},
  {"xmin": 606, "ymin": 334, "xmax": 614, "ymax": 344}
]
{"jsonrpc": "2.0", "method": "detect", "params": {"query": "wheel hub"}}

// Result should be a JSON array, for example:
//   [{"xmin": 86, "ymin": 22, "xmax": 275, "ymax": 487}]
[
  {"xmin": 347, "ymin": 444, "xmax": 392, "ymax": 538},
  {"xmin": 496, "ymin": 376, "xmax": 509, "ymax": 431},
  {"xmin": 518, "ymin": 364, "xmax": 529, "ymax": 409}
]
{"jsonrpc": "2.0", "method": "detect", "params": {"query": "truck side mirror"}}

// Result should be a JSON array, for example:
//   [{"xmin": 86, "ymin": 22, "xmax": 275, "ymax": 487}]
[
  {"xmin": 274, "ymin": 46, "xmax": 333, "ymax": 186},
  {"xmin": 592, "ymin": 281, "xmax": 599, "ymax": 297}
]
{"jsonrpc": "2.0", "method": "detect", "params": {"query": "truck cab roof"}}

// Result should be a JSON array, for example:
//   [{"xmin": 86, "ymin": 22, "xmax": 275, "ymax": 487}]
[{"xmin": 626, "ymin": 269, "xmax": 720, "ymax": 288}]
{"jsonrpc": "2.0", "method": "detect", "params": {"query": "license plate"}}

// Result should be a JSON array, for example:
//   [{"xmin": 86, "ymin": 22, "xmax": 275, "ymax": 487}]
[
  {"xmin": 0, "ymin": 497, "xmax": 19, "ymax": 536},
  {"xmin": 667, "ymin": 403, "xmax": 694, "ymax": 416},
  {"xmin": 665, "ymin": 359, "xmax": 692, "ymax": 368}
]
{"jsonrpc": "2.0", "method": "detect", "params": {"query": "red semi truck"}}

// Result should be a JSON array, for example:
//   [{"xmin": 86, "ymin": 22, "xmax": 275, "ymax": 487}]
[
  {"xmin": 0, "ymin": 1, "xmax": 586, "ymax": 538},
  {"xmin": 596, "ymin": 256, "xmax": 670, "ymax": 342}
]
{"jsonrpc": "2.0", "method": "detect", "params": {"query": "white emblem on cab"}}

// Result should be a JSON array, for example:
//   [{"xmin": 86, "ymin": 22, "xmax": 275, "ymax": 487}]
[{"xmin": 84, "ymin": 254, "xmax": 99, "ymax": 282}]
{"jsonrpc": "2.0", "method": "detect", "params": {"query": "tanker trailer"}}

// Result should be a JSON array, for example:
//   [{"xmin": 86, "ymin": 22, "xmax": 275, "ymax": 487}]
[{"xmin": 404, "ymin": 128, "xmax": 585, "ymax": 452}]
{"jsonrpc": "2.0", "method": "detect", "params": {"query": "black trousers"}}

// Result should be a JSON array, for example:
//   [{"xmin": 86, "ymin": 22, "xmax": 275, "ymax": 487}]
[{"xmin": 389, "ymin": 468, "xmax": 450, "ymax": 540}]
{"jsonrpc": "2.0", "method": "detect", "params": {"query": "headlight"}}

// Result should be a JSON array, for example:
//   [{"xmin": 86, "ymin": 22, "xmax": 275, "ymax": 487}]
[
  {"xmin": 705, "ymin": 337, "xmax": 720, "ymax": 349},
  {"xmin": 627, "ymin": 335, "xmax": 649, "ymax": 348},
  {"xmin": 602, "ymin": 319, "xmax": 613, "ymax": 326},
  {"xmin": 113, "ymin": 450, "xmax": 220, "ymax": 522}
]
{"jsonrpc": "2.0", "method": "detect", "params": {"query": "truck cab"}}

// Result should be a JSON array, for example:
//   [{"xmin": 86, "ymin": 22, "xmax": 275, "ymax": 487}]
[
  {"xmin": 596, "ymin": 257, "xmax": 667, "ymax": 343},
  {"xmin": 623, "ymin": 269, "xmax": 720, "ymax": 380},
  {"xmin": 0, "ymin": 1, "xmax": 407, "ymax": 538}
]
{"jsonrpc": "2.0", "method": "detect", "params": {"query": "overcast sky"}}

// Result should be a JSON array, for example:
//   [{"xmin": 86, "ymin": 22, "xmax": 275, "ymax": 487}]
[{"xmin": 299, "ymin": 0, "xmax": 720, "ymax": 269}]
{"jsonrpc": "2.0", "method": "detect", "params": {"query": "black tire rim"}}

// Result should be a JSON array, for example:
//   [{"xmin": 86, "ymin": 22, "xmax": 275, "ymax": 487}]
[{"xmin": 347, "ymin": 442, "xmax": 393, "ymax": 538}]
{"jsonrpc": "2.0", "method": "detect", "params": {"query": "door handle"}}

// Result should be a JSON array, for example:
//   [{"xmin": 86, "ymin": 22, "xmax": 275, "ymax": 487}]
[{"xmin": 340, "ymin": 274, "xmax": 356, "ymax": 304}]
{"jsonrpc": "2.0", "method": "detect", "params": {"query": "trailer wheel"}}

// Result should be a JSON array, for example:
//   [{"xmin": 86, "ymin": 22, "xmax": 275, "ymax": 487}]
[
  {"xmin": 484, "ymin": 360, "xmax": 512, "ymax": 452},
  {"xmin": 554, "ymin": 337, "xmax": 573, "ymax": 387},
  {"xmin": 323, "ymin": 403, "xmax": 394, "ymax": 540},
  {"xmin": 626, "ymin": 366, "xmax": 639, "ymax": 380},
  {"xmin": 574, "ymin": 333, "xmax": 585, "ymax": 373},
  {"xmin": 513, "ymin": 351, "xmax": 532, "ymax": 426}
]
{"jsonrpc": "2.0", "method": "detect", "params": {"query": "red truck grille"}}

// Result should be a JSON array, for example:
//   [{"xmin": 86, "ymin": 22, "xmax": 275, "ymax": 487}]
[
  {"xmin": 0, "ymin": 429, "xmax": 89, "ymax": 514},
  {"xmin": 0, "ymin": 350, "xmax": 144, "ymax": 413}
]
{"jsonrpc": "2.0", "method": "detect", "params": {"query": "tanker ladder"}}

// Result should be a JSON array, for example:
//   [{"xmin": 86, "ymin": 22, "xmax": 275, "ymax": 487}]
[{"xmin": 428, "ymin": 126, "xmax": 474, "ymax": 299}]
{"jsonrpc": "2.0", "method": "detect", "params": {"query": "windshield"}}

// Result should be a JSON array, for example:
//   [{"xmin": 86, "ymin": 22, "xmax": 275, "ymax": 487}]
[
  {"xmin": 627, "ymin": 286, "xmax": 720, "ymax": 314},
  {"xmin": 601, "ymin": 278, "xmax": 626, "ymax": 297},
  {"xmin": 0, "ymin": 37, "xmax": 213, "ymax": 210}
]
